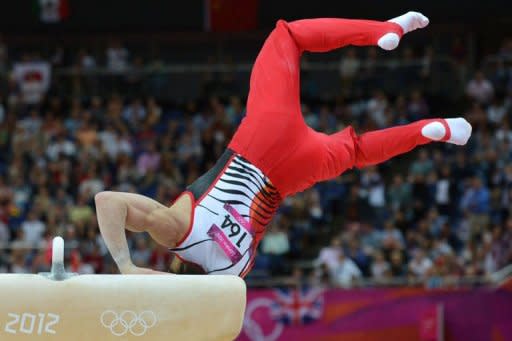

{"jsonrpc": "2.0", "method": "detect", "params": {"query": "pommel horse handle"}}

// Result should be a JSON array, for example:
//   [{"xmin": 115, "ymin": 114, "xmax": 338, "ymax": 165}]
[{"xmin": 40, "ymin": 236, "xmax": 77, "ymax": 280}]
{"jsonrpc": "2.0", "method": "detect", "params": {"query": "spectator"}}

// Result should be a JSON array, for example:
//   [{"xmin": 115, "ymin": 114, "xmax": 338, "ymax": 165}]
[
  {"xmin": 68, "ymin": 194, "xmax": 94, "ymax": 225},
  {"xmin": 122, "ymin": 98, "xmax": 147, "ymax": 127},
  {"xmin": 75, "ymin": 118, "xmax": 98, "ymax": 150},
  {"xmin": 261, "ymin": 223, "xmax": 290, "ymax": 256},
  {"xmin": 11, "ymin": 175, "xmax": 32, "ymax": 211},
  {"xmin": 332, "ymin": 250, "xmax": 362, "ymax": 288},
  {"xmin": 47, "ymin": 133, "xmax": 77, "ymax": 163},
  {"xmin": 19, "ymin": 110, "xmax": 43, "ymax": 132},
  {"xmin": 315, "ymin": 237, "xmax": 342, "ymax": 278},
  {"xmin": 225, "ymin": 96, "xmax": 244, "ymax": 126},
  {"xmin": 345, "ymin": 239, "xmax": 371, "ymax": 275},
  {"xmin": 84, "ymin": 244, "xmax": 104, "ymax": 274},
  {"xmin": 426, "ymin": 208, "xmax": 447, "ymax": 237},
  {"xmin": 466, "ymin": 71, "xmax": 494, "ymax": 105},
  {"xmin": 77, "ymin": 48, "xmax": 96, "ymax": 71},
  {"xmin": 339, "ymin": 48, "xmax": 360, "ymax": 87},
  {"xmin": 176, "ymin": 127, "xmax": 202, "ymax": 161},
  {"xmin": 132, "ymin": 237, "xmax": 151, "ymax": 267},
  {"xmin": 54, "ymin": 188, "xmax": 73, "ymax": 208},
  {"xmin": 388, "ymin": 174, "xmax": 412, "ymax": 212},
  {"xmin": 420, "ymin": 46, "xmax": 434, "ymax": 82},
  {"xmin": 21, "ymin": 210, "xmax": 46, "ymax": 246},
  {"xmin": 137, "ymin": 141, "xmax": 161, "ymax": 175},
  {"xmin": 0, "ymin": 220, "xmax": 9, "ymax": 247},
  {"xmin": 360, "ymin": 166, "xmax": 386, "ymax": 225},
  {"xmin": 407, "ymin": 90, "xmax": 429, "ymax": 120},
  {"xmin": 389, "ymin": 249, "xmax": 407, "ymax": 277},
  {"xmin": 410, "ymin": 150, "xmax": 434, "ymax": 177},
  {"xmin": 106, "ymin": 40, "xmax": 129, "ymax": 72},
  {"xmin": 10, "ymin": 249, "xmax": 28, "ymax": 273},
  {"xmin": 79, "ymin": 167, "xmax": 105, "ymax": 199},
  {"xmin": 371, "ymin": 250, "xmax": 391, "ymax": 281},
  {"xmin": 31, "ymin": 249, "xmax": 50, "ymax": 273},
  {"xmin": 408, "ymin": 248, "xmax": 433, "ymax": 279},
  {"xmin": 98, "ymin": 123, "xmax": 120, "ymax": 160},
  {"xmin": 487, "ymin": 96, "xmax": 507, "ymax": 125},
  {"xmin": 261, "ymin": 222, "xmax": 290, "ymax": 274},
  {"xmin": 435, "ymin": 165, "xmax": 455, "ymax": 216},
  {"xmin": 380, "ymin": 220, "xmax": 405, "ymax": 250},
  {"xmin": 366, "ymin": 90, "xmax": 388, "ymax": 128},
  {"xmin": 430, "ymin": 237, "xmax": 454, "ymax": 260},
  {"xmin": 460, "ymin": 176, "xmax": 491, "ymax": 237}
]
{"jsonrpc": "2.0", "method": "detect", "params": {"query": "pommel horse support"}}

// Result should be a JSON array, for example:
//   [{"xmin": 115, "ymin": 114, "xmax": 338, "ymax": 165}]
[{"xmin": 0, "ymin": 237, "xmax": 247, "ymax": 340}]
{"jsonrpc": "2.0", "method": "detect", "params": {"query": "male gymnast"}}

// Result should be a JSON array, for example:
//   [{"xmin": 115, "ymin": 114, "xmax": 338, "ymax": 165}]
[{"xmin": 95, "ymin": 11, "xmax": 472, "ymax": 276}]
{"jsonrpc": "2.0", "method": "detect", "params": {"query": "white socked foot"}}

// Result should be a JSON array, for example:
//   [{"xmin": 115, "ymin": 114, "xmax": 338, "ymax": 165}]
[
  {"xmin": 377, "ymin": 11, "xmax": 429, "ymax": 51},
  {"xmin": 445, "ymin": 118, "xmax": 472, "ymax": 145},
  {"xmin": 421, "ymin": 118, "xmax": 472, "ymax": 145},
  {"xmin": 389, "ymin": 11, "xmax": 429, "ymax": 34}
]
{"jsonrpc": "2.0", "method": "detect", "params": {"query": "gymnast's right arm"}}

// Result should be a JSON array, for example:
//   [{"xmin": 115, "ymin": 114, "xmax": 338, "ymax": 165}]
[{"xmin": 95, "ymin": 191, "xmax": 173, "ymax": 275}]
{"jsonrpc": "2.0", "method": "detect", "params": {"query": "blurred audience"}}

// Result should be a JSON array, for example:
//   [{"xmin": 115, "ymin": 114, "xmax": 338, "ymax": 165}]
[{"xmin": 0, "ymin": 35, "xmax": 510, "ymax": 291}]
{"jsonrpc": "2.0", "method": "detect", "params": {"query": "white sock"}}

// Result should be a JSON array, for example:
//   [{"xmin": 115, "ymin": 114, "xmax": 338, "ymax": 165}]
[
  {"xmin": 421, "ymin": 118, "xmax": 472, "ymax": 145},
  {"xmin": 389, "ymin": 11, "xmax": 429, "ymax": 34},
  {"xmin": 421, "ymin": 121, "xmax": 446, "ymax": 141},
  {"xmin": 445, "ymin": 118, "xmax": 472, "ymax": 145},
  {"xmin": 377, "ymin": 33, "xmax": 400, "ymax": 51},
  {"xmin": 377, "ymin": 11, "xmax": 429, "ymax": 51}
]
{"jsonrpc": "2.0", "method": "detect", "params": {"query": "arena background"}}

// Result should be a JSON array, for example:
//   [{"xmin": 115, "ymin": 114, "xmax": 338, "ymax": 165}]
[{"xmin": 0, "ymin": 1, "xmax": 511, "ymax": 340}]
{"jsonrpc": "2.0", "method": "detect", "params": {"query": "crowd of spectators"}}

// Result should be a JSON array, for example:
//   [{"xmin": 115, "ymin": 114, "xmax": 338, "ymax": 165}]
[
  {"xmin": 2, "ymin": 33, "xmax": 467, "ymax": 103},
  {"xmin": 310, "ymin": 38, "xmax": 512, "ymax": 288},
  {"xmin": 0, "ymin": 36, "xmax": 511, "ymax": 290}
]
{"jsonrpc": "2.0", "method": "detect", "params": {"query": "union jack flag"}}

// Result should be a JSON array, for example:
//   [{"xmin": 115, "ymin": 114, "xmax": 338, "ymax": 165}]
[{"xmin": 270, "ymin": 286, "xmax": 324, "ymax": 325}]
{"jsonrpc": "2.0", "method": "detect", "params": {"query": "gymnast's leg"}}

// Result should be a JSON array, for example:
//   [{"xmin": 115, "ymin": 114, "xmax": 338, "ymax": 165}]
[
  {"xmin": 313, "ymin": 118, "xmax": 472, "ymax": 183},
  {"xmin": 235, "ymin": 12, "xmax": 428, "ymax": 120},
  {"xmin": 230, "ymin": 12, "xmax": 430, "ymax": 185}
]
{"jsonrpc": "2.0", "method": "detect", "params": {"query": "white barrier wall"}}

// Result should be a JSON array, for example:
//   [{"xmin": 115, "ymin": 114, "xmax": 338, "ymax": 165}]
[{"xmin": 0, "ymin": 274, "xmax": 246, "ymax": 341}]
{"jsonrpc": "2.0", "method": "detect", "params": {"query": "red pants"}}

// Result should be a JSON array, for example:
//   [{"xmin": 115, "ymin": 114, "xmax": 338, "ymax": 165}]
[{"xmin": 229, "ymin": 18, "xmax": 443, "ymax": 198}]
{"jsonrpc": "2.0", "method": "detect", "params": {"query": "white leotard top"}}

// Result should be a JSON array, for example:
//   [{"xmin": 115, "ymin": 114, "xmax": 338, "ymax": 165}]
[{"xmin": 170, "ymin": 149, "xmax": 281, "ymax": 276}]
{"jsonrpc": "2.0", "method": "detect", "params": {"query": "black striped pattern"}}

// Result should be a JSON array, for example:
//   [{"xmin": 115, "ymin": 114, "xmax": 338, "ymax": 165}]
[{"xmin": 205, "ymin": 155, "xmax": 281, "ymax": 228}]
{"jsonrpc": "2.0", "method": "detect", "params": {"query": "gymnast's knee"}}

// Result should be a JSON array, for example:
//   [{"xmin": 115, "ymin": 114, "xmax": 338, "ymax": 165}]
[{"xmin": 316, "ymin": 129, "xmax": 357, "ymax": 178}]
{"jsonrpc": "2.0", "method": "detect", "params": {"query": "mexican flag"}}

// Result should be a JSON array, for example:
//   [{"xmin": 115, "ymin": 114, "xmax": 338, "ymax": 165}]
[{"xmin": 34, "ymin": 0, "xmax": 70, "ymax": 23}]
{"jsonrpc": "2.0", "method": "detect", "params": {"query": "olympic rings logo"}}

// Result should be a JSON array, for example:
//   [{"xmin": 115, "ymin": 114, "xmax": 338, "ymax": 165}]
[{"xmin": 100, "ymin": 310, "xmax": 157, "ymax": 336}]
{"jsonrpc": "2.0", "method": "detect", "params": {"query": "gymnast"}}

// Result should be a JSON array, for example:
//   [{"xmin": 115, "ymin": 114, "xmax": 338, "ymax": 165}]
[{"xmin": 95, "ymin": 11, "xmax": 472, "ymax": 276}]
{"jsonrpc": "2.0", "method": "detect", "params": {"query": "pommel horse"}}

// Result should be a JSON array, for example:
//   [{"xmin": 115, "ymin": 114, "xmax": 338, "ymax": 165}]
[{"xmin": 0, "ymin": 237, "xmax": 246, "ymax": 340}]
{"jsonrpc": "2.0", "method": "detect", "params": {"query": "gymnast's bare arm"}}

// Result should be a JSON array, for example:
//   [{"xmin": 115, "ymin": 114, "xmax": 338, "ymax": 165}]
[{"xmin": 94, "ymin": 191, "xmax": 192, "ymax": 274}]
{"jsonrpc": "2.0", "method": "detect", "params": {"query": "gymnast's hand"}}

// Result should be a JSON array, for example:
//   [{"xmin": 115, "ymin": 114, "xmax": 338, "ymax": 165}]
[{"xmin": 119, "ymin": 262, "xmax": 172, "ymax": 275}]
